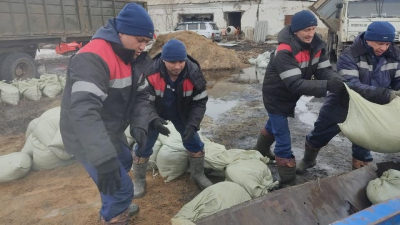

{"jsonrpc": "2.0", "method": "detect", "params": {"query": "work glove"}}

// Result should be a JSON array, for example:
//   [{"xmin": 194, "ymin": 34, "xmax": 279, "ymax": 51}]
[
  {"xmin": 96, "ymin": 158, "xmax": 121, "ymax": 196},
  {"xmin": 131, "ymin": 128, "xmax": 147, "ymax": 155},
  {"xmin": 327, "ymin": 76, "xmax": 345, "ymax": 94},
  {"xmin": 182, "ymin": 125, "xmax": 196, "ymax": 142},
  {"xmin": 389, "ymin": 91, "xmax": 400, "ymax": 102},
  {"xmin": 151, "ymin": 118, "xmax": 170, "ymax": 136}
]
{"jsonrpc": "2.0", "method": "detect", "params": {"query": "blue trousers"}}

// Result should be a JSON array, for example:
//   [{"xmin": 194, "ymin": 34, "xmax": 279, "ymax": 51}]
[
  {"xmin": 76, "ymin": 143, "xmax": 134, "ymax": 222},
  {"xmin": 264, "ymin": 113, "xmax": 293, "ymax": 159},
  {"xmin": 135, "ymin": 119, "xmax": 204, "ymax": 158},
  {"xmin": 306, "ymin": 97, "xmax": 373, "ymax": 162}
]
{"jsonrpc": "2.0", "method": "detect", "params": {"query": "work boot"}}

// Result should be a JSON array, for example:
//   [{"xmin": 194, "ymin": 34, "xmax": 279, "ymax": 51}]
[
  {"xmin": 253, "ymin": 128, "xmax": 275, "ymax": 160},
  {"xmin": 100, "ymin": 207, "xmax": 130, "ymax": 225},
  {"xmin": 188, "ymin": 151, "xmax": 213, "ymax": 190},
  {"xmin": 276, "ymin": 155, "xmax": 296, "ymax": 188},
  {"xmin": 99, "ymin": 204, "xmax": 139, "ymax": 223},
  {"xmin": 132, "ymin": 153, "xmax": 149, "ymax": 199},
  {"xmin": 296, "ymin": 142, "xmax": 321, "ymax": 175},
  {"xmin": 352, "ymin": 157, "xmax": 372, "ymax": 170}
]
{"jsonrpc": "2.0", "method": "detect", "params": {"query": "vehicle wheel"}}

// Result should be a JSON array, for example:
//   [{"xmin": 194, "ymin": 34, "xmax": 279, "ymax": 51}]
[{"xmin": 0, "ymin": 53, "xmax": 37, "ymax": 81}]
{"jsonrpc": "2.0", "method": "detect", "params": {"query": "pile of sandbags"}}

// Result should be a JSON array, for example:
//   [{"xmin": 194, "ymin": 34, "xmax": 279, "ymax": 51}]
[
  {"xmin": 0, "ymin": 74, "xmax": 65, "ymax": 105},
  {"xmin": 248, "ymin": 51, "xmax": 271, "ymax": 68}
]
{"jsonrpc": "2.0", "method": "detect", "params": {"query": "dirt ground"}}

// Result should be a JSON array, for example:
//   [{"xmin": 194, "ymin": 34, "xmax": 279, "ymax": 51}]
[{"xmin": 1, "ymin": 41, "xmax": 399, "ymax": 225}]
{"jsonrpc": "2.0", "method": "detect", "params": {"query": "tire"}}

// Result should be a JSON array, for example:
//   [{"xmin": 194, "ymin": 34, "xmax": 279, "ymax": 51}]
[{"xmin": 0, "ymin": 53, "xmax": 37, "ymax": 81}]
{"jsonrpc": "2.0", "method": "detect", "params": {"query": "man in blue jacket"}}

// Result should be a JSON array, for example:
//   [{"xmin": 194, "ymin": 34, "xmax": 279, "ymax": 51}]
[{"xmin": 297, "ymin": 21, "xmax": 400, "ymax": 174}]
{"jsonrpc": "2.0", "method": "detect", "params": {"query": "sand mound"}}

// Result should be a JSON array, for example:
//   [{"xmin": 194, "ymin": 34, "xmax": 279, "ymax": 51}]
[{"xmin": 149, "ymin": 31, "xmax": 243, "ymax": 70}]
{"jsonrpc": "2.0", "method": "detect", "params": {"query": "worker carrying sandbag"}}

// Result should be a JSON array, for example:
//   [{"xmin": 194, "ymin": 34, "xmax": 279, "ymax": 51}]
[
  {"xmin": 299, "ymin": 21, "xmax": 400, "ymax": 173},
  {"xmin": 132, "ymin": 39, "xmax": 212, "ymax": 199},
  {"xmin": 253, "ymin": 10, "xmax": 345, "ymax": 187},
  {"xmin": 60, "ymin": 3, "xmax": 155, "ymax": 224}
]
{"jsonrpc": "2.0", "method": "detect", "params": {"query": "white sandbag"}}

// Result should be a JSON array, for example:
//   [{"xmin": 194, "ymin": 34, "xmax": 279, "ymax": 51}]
[
  {"xmin": 158, "ymin": 122, "xmax": 186, "ymax": 151},
  {"xmin": 339, "ymin": 85, "xmax": 400, "ymax": 153},
  {"xmin": 148, "ymin": 140, "xmax": 162, "ymax": 171},
  {"xmin": 18, "ymin": 80, "xmax": 42, "ymax": 101},
  {"xmin": 33, "ymin": 115, "xmax": 59, "ymax": 146},
  {"xmin": 172, "ymin": 181, "xmax": 251, "ymax": 223},
  {"xmin": 40, "ymin": 74, "xmax": 62, "ymax": 98},
  {"xmin": 156, "ymin": 145, "xmax": 189, "ymax": 182},
  {"xmin": 0, "ymin": 81, "xmax": 20, "ymax": 105},
  {"xmin": 21, "ymin": 134, "xmax": 34, "ymax": 157},
  {"xmin": 367, "ymin": 169, "xmax": 400, "ymax": 204},
  {"xmin": 225, "ymin": 159, "xmax": 278, "ymax": 198},
  {"xmin": 31, "ymin": 137, "xmax": 74, "ymax": 170},
  {"xmin": 0, "ymin": 152, "xmax": 32, "ymax": 183},
  {"xmin": 39, "ymin": 107, "xmax": 60, "ymax": 120},
  {"xmin": 48, "ymin": 129, "xmax": 72, "ymax": 160},
  {"xmin": 26, "ymin": 118, "xmax": 39, "ymax": 139},
  {"xmin": 125, "ymin": 126, "xmax": 135, "ymax": 146}
]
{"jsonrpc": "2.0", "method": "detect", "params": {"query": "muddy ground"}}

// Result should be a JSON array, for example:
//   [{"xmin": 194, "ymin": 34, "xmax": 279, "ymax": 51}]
[{"xmin": 1, "ymin": 41, "xmax": 399, "ymax": 225}]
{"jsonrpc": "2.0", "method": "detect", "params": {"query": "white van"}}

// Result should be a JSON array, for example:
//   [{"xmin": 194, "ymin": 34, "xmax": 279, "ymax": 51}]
[{"xmin": 174, "ymin": 22, "xmax": 222, "ymax": 41}]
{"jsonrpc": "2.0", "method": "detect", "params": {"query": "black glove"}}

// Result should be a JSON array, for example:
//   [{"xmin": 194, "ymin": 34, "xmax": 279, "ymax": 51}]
[
  {"xmin": 96, "ymin": 158, "xmax": 121, "ymax": 196},
  {"xmin": 182, "ymin": 126, "xmax": 196, "ymax": 142},
  {"xmin": 131, "ymin": 128, "xmax": 147, "ymax": 155},
  {"xmin": 327, "ymin": 76, "xmax": 345, "ymax": 94},
  {"xmin": 151, "ymin": 118, "xmax": 170, "ymax": 136}
]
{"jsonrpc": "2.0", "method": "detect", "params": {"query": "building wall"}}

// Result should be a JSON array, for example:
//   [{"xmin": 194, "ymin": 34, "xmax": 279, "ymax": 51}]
[{"xmin": 148, "ymin": 0, "xmax": 327, "ymax": 38}]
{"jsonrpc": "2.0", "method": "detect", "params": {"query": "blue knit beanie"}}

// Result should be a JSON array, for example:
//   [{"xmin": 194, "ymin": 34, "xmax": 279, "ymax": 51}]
[
  {"xmin": 161, "ymin": 39, "xmax": 187, "ymax": 62},
  {"xmin": 364, "ymin": 21, "xmax": 396, "ymax": 42},
  {"xmin": 290, "ymin": 10, "xmax": 318, "ymax": 33},
  {"xmin": 115, "ymin": 3, "xmax": 154, "ymax": 39}
]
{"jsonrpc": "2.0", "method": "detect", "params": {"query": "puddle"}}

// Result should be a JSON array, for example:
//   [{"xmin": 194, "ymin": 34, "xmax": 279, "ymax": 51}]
[
  {"xmin": 295, "ymin": 96, "xmax": 318, "ymax": 126},
  {"xmin": 206, "ymin": 98, "xmax": 238, "ymax": 120},
  {"xmin": 230, "ymin": 66, "xmax": 266, "ymax": 84}
]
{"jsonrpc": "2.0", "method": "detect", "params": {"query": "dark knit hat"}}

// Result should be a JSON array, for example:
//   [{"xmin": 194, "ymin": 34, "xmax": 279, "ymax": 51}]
[
  {"xmin": 364, "ymin": 21, "xmax": 396, "ymax": 42},
  {"xmin": 290, "ymin": 10, "xmax": 318, "ymax": 33},
  {"xmin": 161, "ymin": 39, "xmax": 187, "ymax": 62},
  {"xmin": 115, "ymin": 3, "xmax": 154, "ymax": 39}
]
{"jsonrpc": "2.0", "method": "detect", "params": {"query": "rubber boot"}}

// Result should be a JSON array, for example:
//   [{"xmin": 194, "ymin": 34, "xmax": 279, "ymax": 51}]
[
  {"xmin": 296, "ymin": 142, "xmax": 321, "ymax": 175},
  {"xmin": 352, "ymin": 157, "xmax": 372, "ymax": 170},
  {"xmin": 100, "ymin": 208, "xmax": 130, "ymax": 225},
  {"xmin": 253, "ymin": 127, "xmax": 276, "ymax": 160},
  {"xmin": 276, "ymin": 155, "xmax": 296, "ymax": 188},
  {"xmin": 132, "ymin": 153, "xmax": 149, "ymax": 199},
  {"xmin": 188, "ymin": 151, "xmax": 213, "ymax": 190},
  {"xmin": 99, "ymin": 204, "xmax": 139, "ymax": 223}
]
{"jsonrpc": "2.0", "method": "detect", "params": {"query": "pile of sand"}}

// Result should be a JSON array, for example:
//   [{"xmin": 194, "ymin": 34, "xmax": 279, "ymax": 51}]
[{"xmin": 149, "ymin": 31, "xmax": 243, "ymax": 70}]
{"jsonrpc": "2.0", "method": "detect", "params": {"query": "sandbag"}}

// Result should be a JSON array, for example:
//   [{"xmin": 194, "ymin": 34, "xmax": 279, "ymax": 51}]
[
  {"xmin": 21, "ymin": 134, "xmax": 34, "ymax": 157},
  {"xmin": 40, "ymin": 74, "xmax": 62, "ymax": 98},
  {"xmin": 225, "ymin": 159, "xmax": 278, "ymax": 198},
  {"xmin": 125, "ymin": 126, "xmax": 135, "ymax": 146},
  {"xmin": 18, "ymin": 80, "xmax": 42, "ymax": 101},
  {"xmin": 172, "ymin": 181, "xmax": 251, "ymax": 223},
  {"xmin": 33, "ymin": 115, "xmax": 60, "ymax": 146},
  {"xmin": 367, "ymin": 169, "xmax": 400, "ymax": 204},
  {"xmin": 148, "ymin": 140, "xmax": 162, "ymax": 171},
  {"xmin": 156, "ymin": 145, "xmax": 189, "ymax": 182},
  {"xmin": 26, "ymin": 118, "xmax": 39, "ymax": 139},
  {"xmin": 48, "ymin": 129, "xmax": 73, "ymax": 160},
  {"xmin": 0, "ymin": 152, "xmax": 32, "ymax": 183},
  {"xmin": 0, "ymin": 81, "xmax": 20, "ymax": 105},
  {"xmin": 31, "ymin": 137, "xmax": 74, "ymax": 170},
  {"xmin": 158, "ymin": 122, "xmax": 186, "ymax": 151},
  {"xmin": 338, "ymin": 85, "xmax": 400, "ymax": 153}
]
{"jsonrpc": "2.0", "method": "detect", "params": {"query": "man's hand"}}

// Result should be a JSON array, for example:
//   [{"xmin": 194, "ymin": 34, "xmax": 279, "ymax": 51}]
[
  {"xmin": 182, "ymin": 126, "xmax": 196, "ymax": 142},
  {"xmin": 131, "ymin": 128, "xmax": 147, "ymax": 155},
  {"xmin": 327, "ymin": 77, "xmax": 345, "ymax": 94},
  {"xmin": 96, "ymin": 158, "xmax": 121, "ymax": 196},
  {"xmin": 151, "ymin": 118, "xmax": 170, "ymax": 136}
]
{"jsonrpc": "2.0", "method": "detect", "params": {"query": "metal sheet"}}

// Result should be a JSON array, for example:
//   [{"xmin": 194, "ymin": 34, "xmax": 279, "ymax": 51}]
[{"xmin": 196, "ymin": 164, "xmax": 380, "ymax": 225}]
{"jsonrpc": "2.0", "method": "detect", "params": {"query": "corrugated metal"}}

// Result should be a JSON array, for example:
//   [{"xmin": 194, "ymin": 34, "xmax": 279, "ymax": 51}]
[
  {"xmin": 147, "ymin": 0, "xmax": 240, "ymax": 5},
  {"xmin": 253, "ymin": 21, "xmax": 268, "ymax": 42}
]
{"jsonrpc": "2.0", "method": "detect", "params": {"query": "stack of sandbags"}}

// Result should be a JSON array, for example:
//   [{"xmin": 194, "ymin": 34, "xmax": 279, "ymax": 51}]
[
  {"xmin": 367, "ymin": 169, "xmax": 400, "ymax": 204},
  {"xmin": 248, "ymin": 51, "xmax": 271, "ymax": 68},
  {"xmin": 39, "ymin": 74, "xmax": 62, "ymax": 98},
  {"xmin": 14, "ymin": 80, "xmax": 42, "ymax": 101}
]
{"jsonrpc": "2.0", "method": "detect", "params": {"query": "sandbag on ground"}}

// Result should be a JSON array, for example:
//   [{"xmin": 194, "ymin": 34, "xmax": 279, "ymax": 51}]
[
  {"xmin": 39, "ymin": 74, "xmax": 62, "ymax": 98},
  {"xmin": 148, "ymin": 140, "xmax": 162, "ymax": 171},
  {"xmin": 0, "ymin": 81, "xmax": 20, "ymax": 105},
  {"xmin": 21, "ymin": 134, "xmax": 34, "ymax": 157},
  {"xmin": 367, "ymin": 169, "xmax": 400, "ymax": 204},
  {"xmin": 171, "ymin": 181, "xmax": 251, "ymax": 224},
  {"xmin": 225, "ymin": 159, "xmax": 278, "ymax": 198},
  {"xmin": 26, "ymin": 118, "xmax": 39, "ymax": 139},
  {"xmin": 156, "ymin": 145, "xmax": 189, "ymax": 182},
  {"xmin": 0, "ymin": 152, "xmax": 32, "ymax": 183},
  {"xmin": 17, "ymin": 80, "xmax": 42, "ymax": 101},
  {"xmin": 338, "ymin": 85, "xmax": 400, "ymax": 153}
]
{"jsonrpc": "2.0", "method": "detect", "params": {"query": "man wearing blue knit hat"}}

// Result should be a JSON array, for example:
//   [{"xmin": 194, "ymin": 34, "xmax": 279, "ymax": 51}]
[
  {"xmin": 255, "ymin": 10, "xmax": 345, "ymax": 187},
  {"xmin": 60, "ymin": 3, "xmax": 154, "ymax": 224},
  {"xmin": 131, "ymin": 39, "xmax": 212, "ymax": 197},
  {"xmin": 299, "ymin": 21, "xmax": 400, "ymax": 173}
]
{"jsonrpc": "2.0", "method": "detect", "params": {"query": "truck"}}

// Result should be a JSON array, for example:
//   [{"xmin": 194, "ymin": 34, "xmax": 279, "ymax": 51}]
[
  {"xmin": 0, "ymin": 0, "xmax": 147, "ymax": 81},
  {"xmin": 310, "ymin": 0, "xmax": 400, "ymax": 62}
]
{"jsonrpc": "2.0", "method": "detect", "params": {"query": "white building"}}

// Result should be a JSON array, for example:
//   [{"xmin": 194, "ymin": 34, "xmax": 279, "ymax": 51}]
[{"xmin": 146, "ymin": 0, "xmax": 327, "ymax": 40}]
